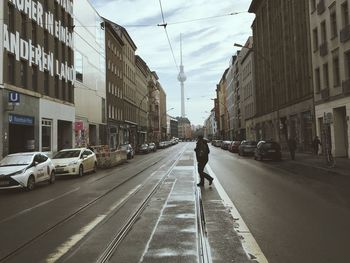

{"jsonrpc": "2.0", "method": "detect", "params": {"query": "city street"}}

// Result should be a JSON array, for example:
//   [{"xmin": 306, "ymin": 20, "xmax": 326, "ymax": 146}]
[{"xmin": 0, "ymin": 142, "xmax": 350, "ymax": 263}]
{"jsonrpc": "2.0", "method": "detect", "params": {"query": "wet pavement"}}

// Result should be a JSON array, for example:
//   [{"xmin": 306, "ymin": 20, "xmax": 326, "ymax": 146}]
[{"xmin": 111, "ymin": 149, "xmax": 254, "ymax": 262}]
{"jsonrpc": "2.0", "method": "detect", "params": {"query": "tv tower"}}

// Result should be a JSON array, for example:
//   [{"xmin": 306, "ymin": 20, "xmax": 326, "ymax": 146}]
[{"xmin": 177, "ymin": 34, "xmax": 187, "ymax": 118}]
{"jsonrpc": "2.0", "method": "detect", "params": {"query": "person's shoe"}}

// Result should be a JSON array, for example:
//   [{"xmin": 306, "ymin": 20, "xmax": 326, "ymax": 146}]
[
  {"xmin": 197, "ymin": 183, "xmax": 204, "ymax": 187},
  {"xmin": 209, "ymin": 178, "xmax": 214, "ymax": 186}
]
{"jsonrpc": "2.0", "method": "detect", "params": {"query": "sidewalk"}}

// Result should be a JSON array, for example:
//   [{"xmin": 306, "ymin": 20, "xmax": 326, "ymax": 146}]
[{"xmin": 282, "ymin": 151, "xmax": 350, "ymax": 176}]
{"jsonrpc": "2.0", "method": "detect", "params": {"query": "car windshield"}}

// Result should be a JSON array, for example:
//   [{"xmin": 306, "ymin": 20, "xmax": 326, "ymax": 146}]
[
  {"xmin": 53, "ymin": 150, "xmax": 81, "ymax": 159},
  {"xmin": 0, "ymin": 154, "xmax": 33, "ymax": 166},
  {"xmin": 245, "ymin": 141, "xmax": 257, "ymax": 146},
  {"xmin": 265, "ymin": 142, "xmax": 281, "ymax": 150}
]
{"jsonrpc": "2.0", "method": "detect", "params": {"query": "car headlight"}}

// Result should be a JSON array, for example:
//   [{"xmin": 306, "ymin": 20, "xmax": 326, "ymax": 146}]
[
  {"xmin": 68, "ymin": 161, "xmax": 78, "ymax": 166},
  {"xmin": 11, "ymin": 168, "xmax": 26, "ymax": 176}
]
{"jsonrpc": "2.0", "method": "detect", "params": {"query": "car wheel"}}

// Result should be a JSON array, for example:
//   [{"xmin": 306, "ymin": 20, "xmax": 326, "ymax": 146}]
[
  {"xmin": 93, "ymin": 162, "xmax": 97, "ymax": 173},
  {"xmin": 26, "ymin": 176, "xmax": 35, "ymax": 191},
  {"xmin": 78, "ymin": 165, "xmax": 84, "ymax": 177},
  {"xmin": 49, "ymin": 171, "xmax": 55, "ymax": 184}
]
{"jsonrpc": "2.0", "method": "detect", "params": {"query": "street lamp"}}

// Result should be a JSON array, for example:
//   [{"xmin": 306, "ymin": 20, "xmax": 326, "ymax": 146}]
[
  {"xmin": 234, "ymin": 42, "xmax": 281, "ymax": 142},
  {"xmin": 211, "ymin": 98, "xmax": 230, "ymax": 140}
]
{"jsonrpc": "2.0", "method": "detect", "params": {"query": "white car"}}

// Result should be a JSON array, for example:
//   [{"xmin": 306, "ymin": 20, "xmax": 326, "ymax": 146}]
[
  {"xmin": 52, "ymin": 148, "xmax": 97, "ymax": 177},
  {"xmin": 0, "ymin": 152, "xmax": 55, "ymax": 191}
]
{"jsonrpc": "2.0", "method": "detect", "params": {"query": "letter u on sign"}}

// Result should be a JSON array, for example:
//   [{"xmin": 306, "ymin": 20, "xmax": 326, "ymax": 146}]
[{"xmin": 9, "ymin": 92, "xmax": 20, "ymax": 103}]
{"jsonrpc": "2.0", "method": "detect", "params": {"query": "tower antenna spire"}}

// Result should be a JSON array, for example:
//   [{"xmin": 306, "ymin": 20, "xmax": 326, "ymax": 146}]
[{"xmin": 177, "ymin": 33, "xmax": 187, "ymax": 118}]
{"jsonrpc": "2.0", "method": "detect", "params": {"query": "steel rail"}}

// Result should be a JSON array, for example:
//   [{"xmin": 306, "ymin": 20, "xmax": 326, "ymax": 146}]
[
  {"xmin": 0, "ymin": 144, "xmax": 187, "ymax": 263},
  {"xmin": 97, "ymin": 145, "xmax": 189, "ymax": 263}
]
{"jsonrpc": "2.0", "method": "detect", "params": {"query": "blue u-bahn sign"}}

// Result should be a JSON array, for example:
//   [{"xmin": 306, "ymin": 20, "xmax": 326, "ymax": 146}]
[
  {"xmin": 9, "ymin": 114, "xmax": 34, "ymax": 126},
  {"xmin": 8, "ymin": 92, "xmax": 20, "ymax": 104}
]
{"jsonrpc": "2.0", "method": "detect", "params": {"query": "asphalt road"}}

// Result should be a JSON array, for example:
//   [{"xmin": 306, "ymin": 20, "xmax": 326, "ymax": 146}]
[
  {"xmin": 0, "ymin": 143, "xmax": 187, "ymax": 263},
  {"xmin": 208, "ymin": 144, "xmax": 350, "ymax": 263}
]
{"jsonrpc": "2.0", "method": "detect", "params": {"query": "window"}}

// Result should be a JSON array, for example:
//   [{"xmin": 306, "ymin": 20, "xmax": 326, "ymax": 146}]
[
  {"xmin": 55, "ymin": 76, "xmax": 60, "ymax": 98},
  {"xmin": 345, "ymin": 51, "xmax": 350, "ymax": 79},
  {"xmin": 42, "ymin": 119, "xmax": 52, "ymax": 152},
  {"xmin": 62, "ymin": 82, "xmax": 66, "ymax": 101},
  {"xmin": 21, "ymin": 14, "xmax": 27, "ymax": 39},
  {"xmin": 323, "ymin": 63, "xmax": 329, "ymax": 89},
  {"xmin": 20, "ymin": 60, "xmax": 27, "ymax": 88},
  {"xmin": 32, "ymin": 22, "xmax": 37, "ymax": 45},
  {"xmin": 310, "ymin": 0, "xmax": 316, "ymax": 12},
  {"xmin": 7, "ymin": 54, "xmax": 15, "ymax": 85},
  {"xmin": 321, "ymin": 21, "xmax": 327, "ymax": 43},
  {"xmin": 330, "ymin": 11, "xmax": 338, "ymax": 38},
  {"xmin": 8, "ymin": 3, "xmax": 15, "ymax": 32},
  {"xmin": 342, "ymin": 2, "xmax": 349, "ymax": 27},
  {"xmin": 44, "ymin": 31, "xmax": 49, "ymax": 51},
  {"xmin": 32, "ymin": 66, "xmax": 38, "ymax": 91},
  {"xmin": 44, "ymin": 71, "xmax": 49, "ymax": 95},
  {"xmin": 333, "ymin": 55, "xmax": 340, "ymax": 87},
  {"xmin": 75, "ymin": 51, "xmax": 83, "ymax": 82},
  {"xmin": 315, "ymin": 67, "xmax": 321, "ymax": 93}
]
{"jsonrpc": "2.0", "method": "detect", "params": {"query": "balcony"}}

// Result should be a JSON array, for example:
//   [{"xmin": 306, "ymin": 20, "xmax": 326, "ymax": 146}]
[
  {"xmin": 342, "ymin": 79, "xmax": 350, "ymax": 95},
  {"xmin": 320, "ymin": 88, "xmax": 330, "ymax": 100},
  {"xmin": 340, "ymin": 24, "xmax": 350, "ymax": 43},
  {"xmin": 317, "ymin": 0, "xmax": 325, "ymax": 15},
  {"xmin": 319, "ymin": 42, "xmax": 328, "ymax": 57}
]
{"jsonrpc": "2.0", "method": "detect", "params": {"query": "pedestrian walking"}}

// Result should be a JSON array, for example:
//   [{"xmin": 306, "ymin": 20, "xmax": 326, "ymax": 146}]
[
  {"xmin": 313, "ymin": 136, "xmax": 322, "ymax": 155},
  {"xmin": 194, "ymin": 135, "xmax": 213, "ymax": 187},
  {"xmin": 287, "ymin": 137, "xmax": 297, "ymax": 160}
]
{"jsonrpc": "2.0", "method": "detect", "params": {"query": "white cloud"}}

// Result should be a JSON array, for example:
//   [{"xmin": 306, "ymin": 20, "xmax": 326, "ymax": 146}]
[{"xmin": 92, "ymin": 0, "xmax": 254, "ymax": 125}]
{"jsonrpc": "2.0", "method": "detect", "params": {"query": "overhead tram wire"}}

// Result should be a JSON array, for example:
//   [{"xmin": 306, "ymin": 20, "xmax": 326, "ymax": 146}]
[{"xmin": 158, "ymin": 0, "xmax": 179, "ymax": 71}]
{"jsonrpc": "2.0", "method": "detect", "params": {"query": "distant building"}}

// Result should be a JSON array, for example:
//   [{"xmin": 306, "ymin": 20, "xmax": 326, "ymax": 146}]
[
  {"xmin": 177, "ymin": 117, "xmax": 191, "ymax": 140},
  {"xmin": 167, "ymin": 116, "xmax": 178, "ymax": 139}
]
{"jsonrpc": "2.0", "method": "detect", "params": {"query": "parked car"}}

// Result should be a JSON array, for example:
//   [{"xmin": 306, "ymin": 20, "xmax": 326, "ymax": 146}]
[
  {"xmin": 118, "ymin": 144, "xmax": 134, "ymax": 159},
  {"xmin": 238, "ymin": 141, "xmax": 257, "ymax": 156},
  {"xmin": 52, "ymin": 148, "xmax": 97, "ymax": 177},
  {"xmin": 229, "ymin": 141, "xmax": 241, "ymax": 153},
  {"xmin": 148, "ymin": 142, "xmax": 157, "ymax": 152},
  {"xmin": 212, "ymin": 140, "xmax": 222, "ymax": 147},
  {"xmin": 221, "ymin": 141, "xmax": 232, "ymax": 150},
  {"xmin": 158, "ymin": 141, "xmax": 167, "ymax": 149},
  {"xmin": 0, "ymin": 152, "xmax": 55, "ymax": 191},
  {"xmin": 138, "ymin": 144, "xmax": 150, "ymax": 154},
  {"xmin": 254, "ymin": 141, "xmax": 282, "ymax": 161}
]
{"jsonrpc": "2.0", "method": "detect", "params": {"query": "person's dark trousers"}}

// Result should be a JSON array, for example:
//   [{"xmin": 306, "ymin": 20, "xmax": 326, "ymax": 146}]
[
  {"xmin": 290, "ymin": 150, "xmax": 295, "ymax": 160},
  {"xmin": 197, "ymin": 160, "xmax": 213, "ymax": 185}
]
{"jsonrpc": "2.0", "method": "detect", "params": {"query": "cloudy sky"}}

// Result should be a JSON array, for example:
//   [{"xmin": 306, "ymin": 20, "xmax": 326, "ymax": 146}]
[{"xmin": 91, "ymin": 0, "xmax": 255, "ymax": 125}]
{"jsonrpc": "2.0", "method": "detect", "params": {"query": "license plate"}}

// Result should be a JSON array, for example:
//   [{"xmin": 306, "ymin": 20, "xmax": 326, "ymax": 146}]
[
  {"xmin": 268, "ymin": 149, "xmax": 276, "ymax": 153},
  {"xmin": 0, "ymin": 181, "xmax": 9, "ymax": 186}
]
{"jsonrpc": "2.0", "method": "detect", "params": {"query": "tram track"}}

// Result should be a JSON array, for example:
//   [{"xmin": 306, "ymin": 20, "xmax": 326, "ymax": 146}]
[{"xmin": 0, "ymin": 144, "xmax": 188, "ymax": 263}]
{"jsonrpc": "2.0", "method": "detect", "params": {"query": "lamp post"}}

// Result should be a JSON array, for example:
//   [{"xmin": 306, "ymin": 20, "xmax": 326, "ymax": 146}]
[
  {"xmin": 211, "ymin": 98, "xmax": 230, "ymax": 140},
  {"xmin": 234, "ymin": 42, "xmax": 281, "ymax": 143}
]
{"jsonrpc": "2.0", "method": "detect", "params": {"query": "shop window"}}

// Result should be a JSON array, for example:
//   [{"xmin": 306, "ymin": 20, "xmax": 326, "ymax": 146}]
[{"xmin": 42, "ymin": 119, "xmax": 52, "ymax": 152}]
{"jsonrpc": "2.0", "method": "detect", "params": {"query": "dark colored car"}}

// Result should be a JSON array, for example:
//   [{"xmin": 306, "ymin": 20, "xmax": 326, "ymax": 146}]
[
  {"xmin": 238, "ymin": 140, "xmax": 257, "ymax": 156},
  {"xmin": 221, "ymin": 141, "xmax": 232, "ymax": 150},
  {"xmin": 148, "ymin": 142, "xmax": 157, "ymax": 152},
  {"xmin": 229, "ymin": 141, "xmax": 241, "ymax": 153},
  {"xmin": 138, "ymin": 144, "xmax": 150, "ymax": 154},
  {"xmin": 254, "ymin": 141, "xmax": 282, "ymax": 161},
  {"xmin": 118, "ymin": 144, "xmax": 134, "ymax": 159}
]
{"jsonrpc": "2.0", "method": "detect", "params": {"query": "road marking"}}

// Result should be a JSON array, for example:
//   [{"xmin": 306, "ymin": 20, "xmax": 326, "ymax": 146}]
[
  {"xmin": 46, "ymin": 185, "xmax": 142, "ymax": 263},
  {"xmin": 0, "ymin": 187, "xmax": 81, "ymax": 224},
  {"xmin": 206, "ymin": 164, "xmax": 268, "ymax": 263}
]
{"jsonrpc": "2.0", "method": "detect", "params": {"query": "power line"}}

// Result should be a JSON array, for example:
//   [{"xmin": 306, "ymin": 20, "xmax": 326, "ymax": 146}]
[{"xmin": 158, "ymin": 0, "xmax": 179, "ymax": 71}]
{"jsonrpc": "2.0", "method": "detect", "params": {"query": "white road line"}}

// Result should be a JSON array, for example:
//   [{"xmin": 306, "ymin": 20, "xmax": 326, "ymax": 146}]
[
  {"xmin": 206, "ymin": 164, "xmax": 269, "ymax": 263},
  {"xmin": 0, "ymin": 187, "xmax": 81, "ymax": 224},
  {"xmin": 46, "ymin": 185, "xmax": 142, "ymax": 263}
]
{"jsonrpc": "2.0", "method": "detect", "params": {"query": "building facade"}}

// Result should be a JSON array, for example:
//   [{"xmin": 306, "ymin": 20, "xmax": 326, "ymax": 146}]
[
  {"xmin": 249, "ymin": 0, "xmax": 315, "ymax": 151},
  {"xmin": 309, "ymin": 0, "xmax": 350, "ymax": 158},
  {"xmin": 240, "ymin": 37, "xmax": 256, "ymax": 141},
  {"xmin": 158, "ymin": 85, "xmax": 167, "ymax": 141},
  {"xmin": 226, "ymin": 56, "xmax": 236, "ymax": 140},
  {"xmin": 104, "ymin": 19, "xmax": 125, "ymax": 149},
  {"xmin": 2, "ymin": 0, "xmax": 75, "ymax": 157},
  {"xmin": 148, "ymin": 72, "xmax": 160, "ymax": 143},
  {"xmin": 216, "ymin": 69, "xmax": 229, "ymax": 139},
  {"xmin": 74, "ymin": 0, "xmax": 106, "ymax": 147}
]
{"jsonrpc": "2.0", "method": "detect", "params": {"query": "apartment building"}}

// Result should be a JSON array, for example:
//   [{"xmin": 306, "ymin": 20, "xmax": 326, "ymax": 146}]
[
  {"xmin": 1, "ymin": 0, "xmax": 75, "ymax": 157},
  {"xmin": 309, "ymin": 0, "xmax": 350, "ymax": 157},
  {"xmin": 225, "ymin": 55, "xmax": 236, "ymax": 140},
  {"xmin": 239, "ymin": 37, "xmax": 256, "ymax": 141},
  {"xmin": 104, "ymin": 19, "xmax": 125, "ymax": 149},
  {"xmin": 215, "ymin": 69, "xmax": 229, "ymax": 139},
  {"xmin": 135, "ymin": 55, "xmax": 150, "ymax": 145},
  {"xmin": 249, "ymin": 0, "xmax": 315, "ymax": 151}
]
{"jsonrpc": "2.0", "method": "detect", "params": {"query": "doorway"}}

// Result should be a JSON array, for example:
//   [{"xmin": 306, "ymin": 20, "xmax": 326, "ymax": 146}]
[{"xmin": 9, "ymin": 124, "xmax": 35, "ymax": 154}]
